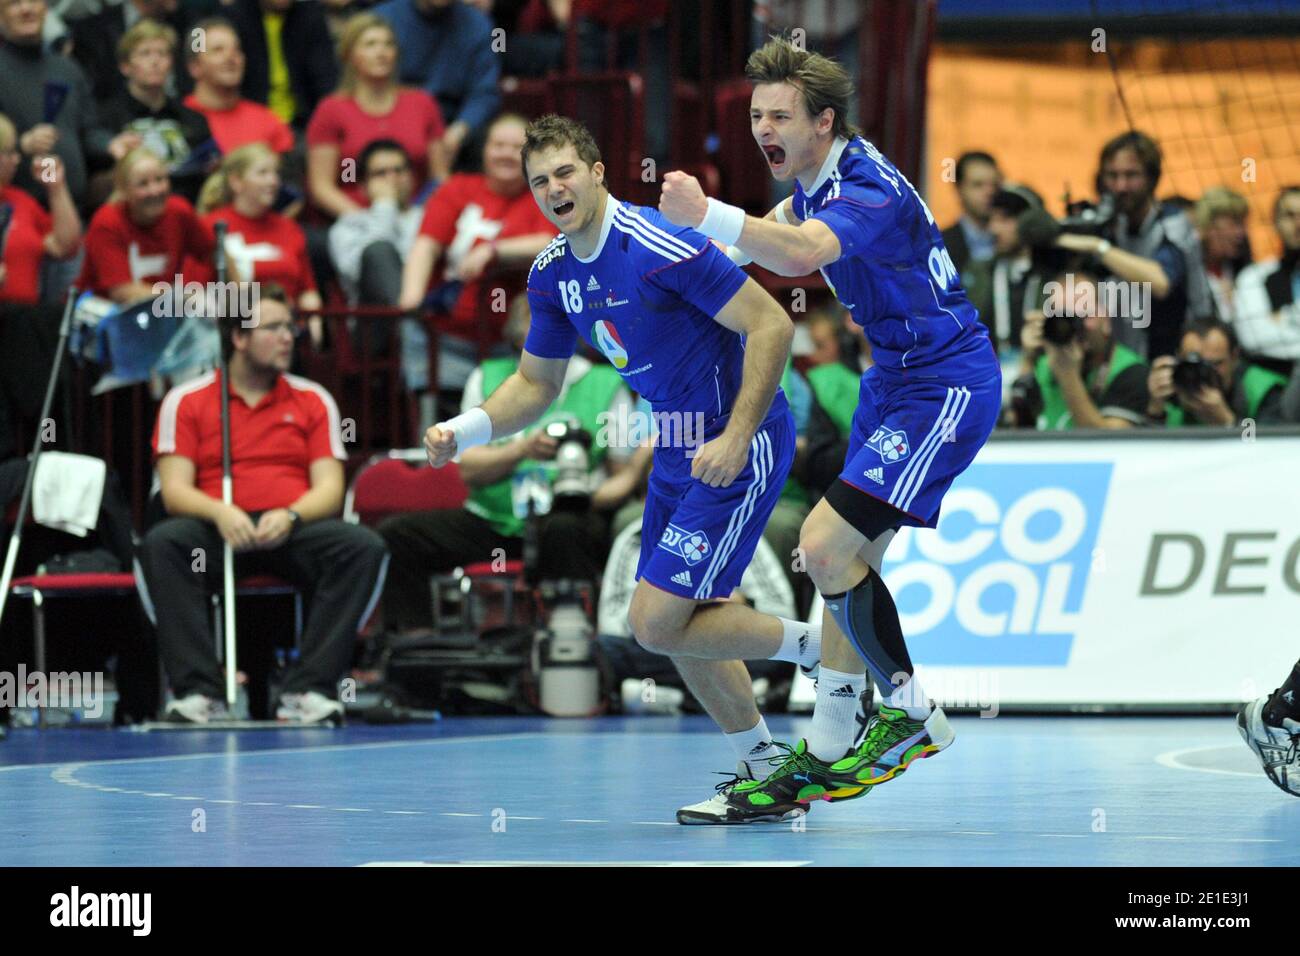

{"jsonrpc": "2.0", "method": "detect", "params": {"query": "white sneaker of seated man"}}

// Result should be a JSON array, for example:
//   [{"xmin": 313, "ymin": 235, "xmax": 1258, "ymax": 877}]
[
  {"xmin": 277, "ymin": 691, "xmax": 345, "ymax": 726},
  {"xmin": 164, "ymin": 693, "xmax": 231, "ymax": 724}
]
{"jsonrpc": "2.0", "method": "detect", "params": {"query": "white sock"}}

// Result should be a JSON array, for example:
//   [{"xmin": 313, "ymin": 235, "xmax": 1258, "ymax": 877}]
[
  {"xmin": 886, "ymin": 674, "xmax": 933, "ymax": 720},
  {"xmin": 726, "ymin": 717, "xmax": 780, "ymax": 777},
  {"xmin": 807, "ymin": 667, "xmax": 866, "ymax": 761},
  {"xmin": 769, "ymin": 617, "xmax": 820, "ymax": 669}
]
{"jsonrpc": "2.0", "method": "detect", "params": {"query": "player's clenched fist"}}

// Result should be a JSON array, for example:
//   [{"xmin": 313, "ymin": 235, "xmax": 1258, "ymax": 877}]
[
  {"xmin": 659, "ymin": 170, "xmax": 708, "ymax": 229},
  {"xmin": 425, "ymin": 424, "xmax": 457, "ymax": 468}
]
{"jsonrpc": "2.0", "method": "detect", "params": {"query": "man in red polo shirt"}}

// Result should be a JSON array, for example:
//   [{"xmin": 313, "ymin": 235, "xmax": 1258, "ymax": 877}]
[{"xmin": 137, "ymin": 285, "xmax": 388, "ymax": 724}]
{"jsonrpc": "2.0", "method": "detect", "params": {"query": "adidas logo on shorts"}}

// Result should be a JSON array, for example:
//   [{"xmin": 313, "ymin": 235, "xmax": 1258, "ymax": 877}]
[
  {"xmin": 865, "ymin": 467, "xmax": 885, "ymax": 485},
  {"xmin": 671, "ymin": 570, "xmax": 693, "ymax": 587}
]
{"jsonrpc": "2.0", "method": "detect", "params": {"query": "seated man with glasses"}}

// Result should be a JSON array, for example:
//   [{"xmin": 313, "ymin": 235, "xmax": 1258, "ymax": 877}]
[{"xmin": 136, "ymin": 283, "xmax": 389, "ymax": 725}]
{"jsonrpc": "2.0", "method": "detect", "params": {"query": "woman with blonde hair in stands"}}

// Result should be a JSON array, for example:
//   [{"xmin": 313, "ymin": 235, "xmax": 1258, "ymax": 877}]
[
  {"xmin": 197, "ymin": 144, "xmax": 323, "ymax": 318},
  {"xmin": 79, "ymin": 146, "xmax": 216, "ymax": 304},
  {"xmin": 305, "ymin": 12, "xmax": 448, "ymax": 219}
]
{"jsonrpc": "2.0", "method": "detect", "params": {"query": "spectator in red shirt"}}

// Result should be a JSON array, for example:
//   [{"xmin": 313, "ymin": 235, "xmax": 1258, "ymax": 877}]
[
  {"xmin": 138, "ymin": 285, "xmax": 388, "ymax": 725},
  {"xmin": 397, "ymin": 112, "xmax": 555, "ymax": 406},
  {"xmin": 305, "ymin": 12, "xmax": 447, "ymax": 219},
  {"xmin": 0, "ymin": 112, "xmax": 81, "ymax": 458},
  {"xmin": 181, "ymin": 17, "xmax": 295, "ymax": 155},
  {"xmin": 78, "ymin": 146, "xmax": 216, "ymax": 303},
  {"xmin": 0, "ymin": 112, "xmax": 81, "ymax": 307},
  {"xmin": 196, "ymin": 143, "xmax": 322, "ymax": 311}
]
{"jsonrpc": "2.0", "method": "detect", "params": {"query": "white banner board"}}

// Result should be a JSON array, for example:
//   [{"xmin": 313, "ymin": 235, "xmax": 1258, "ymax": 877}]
[{"xmin": 794, "ymin": 434, "xmax": 1300, "ymax": 709}]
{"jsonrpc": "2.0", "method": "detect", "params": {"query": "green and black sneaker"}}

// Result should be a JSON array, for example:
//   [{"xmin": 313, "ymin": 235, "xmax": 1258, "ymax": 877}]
[
  {"xmin": 721, "ymin": 740, "xmax": 870, "ymax": 820},
  {"xmin": 825, "ymin": 704, "xmax": 955, "ymax": 791}
]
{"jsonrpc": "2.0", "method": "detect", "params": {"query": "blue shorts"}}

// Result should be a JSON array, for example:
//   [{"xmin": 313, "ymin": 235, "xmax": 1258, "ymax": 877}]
[
  {"xmin": 638, "ymin": 409, "xmax": 795, "ymax": 601},
  {"xmin": 835, "ymin": 365, "xmax": 1002, "ymax": 530}
]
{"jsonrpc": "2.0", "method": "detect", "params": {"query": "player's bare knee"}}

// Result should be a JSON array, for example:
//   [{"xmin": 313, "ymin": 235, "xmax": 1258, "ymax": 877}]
[
  {"xmin": 629, "ymin": 610, "xmax": 683, "ymax": 655},
  {"xmin": 800, "ymin": 527, "xmax": 848, "ymax": 591}
]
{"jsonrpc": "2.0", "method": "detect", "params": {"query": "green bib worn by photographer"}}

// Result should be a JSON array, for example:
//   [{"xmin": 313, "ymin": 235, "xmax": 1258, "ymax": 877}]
[
  {"xmin": 1034, "ymin": 342, "xmax": 1144, "ymax": 430},
  {"xmin": 1160, "ymin": 364, "xmax": 1287, "ymax": 427},
  {"xmin": 466, "ymin": 356, "xmax": 624, "ymax": 538}
]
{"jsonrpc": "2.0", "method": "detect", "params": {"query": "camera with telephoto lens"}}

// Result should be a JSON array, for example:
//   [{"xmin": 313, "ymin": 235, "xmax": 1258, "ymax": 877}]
[
  {"xmin": 1018, "ymin": 193, "xmax": 1118, "ymax": 251},
  {"xmin": 544, "ymin": 420, "xmax": 593, "ymax": 512},
  {"xmin": 1058, "ymin": 193, "xmax": 1117, "ymax": 236},
  {"xmin": 1172, "ymin": 352, "xmax": 1222, "ymax": 394}
]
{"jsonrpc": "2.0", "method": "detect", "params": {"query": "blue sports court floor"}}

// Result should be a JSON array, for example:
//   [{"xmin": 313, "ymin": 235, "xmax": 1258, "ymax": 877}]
[{"xmin": 1, "ymin": 715, "xmax": 1296, "ymax": 866}]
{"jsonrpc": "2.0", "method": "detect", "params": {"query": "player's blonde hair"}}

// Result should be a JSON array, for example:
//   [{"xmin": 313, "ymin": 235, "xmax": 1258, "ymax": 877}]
[{"xmin": 745, "ymin": 36, "xmax": 861, "ymax": 141}]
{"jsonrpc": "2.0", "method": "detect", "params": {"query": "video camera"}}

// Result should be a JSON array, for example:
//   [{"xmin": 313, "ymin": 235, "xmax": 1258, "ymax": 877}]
[{"xmin": 1018, "ymin": 194, "xmax": 1118, "ymax": 251}]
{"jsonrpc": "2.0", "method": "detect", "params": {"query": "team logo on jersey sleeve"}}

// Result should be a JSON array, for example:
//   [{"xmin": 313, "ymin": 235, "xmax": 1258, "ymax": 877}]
[
  {"xmin": 591, "ymin": 320, "xmax": 628, "ymax": 369},
  {"xmin": 867, "ymin": 426, "xmax": 910, "ymax": 464},
  {"xmin": 659, "ymin": 523, "xmax": 711, "ymax": 566}
]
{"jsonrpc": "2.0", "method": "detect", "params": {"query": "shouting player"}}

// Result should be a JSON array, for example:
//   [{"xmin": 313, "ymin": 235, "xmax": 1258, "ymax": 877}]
[
  {"xmin": 660, "ymin": 38, "xmax": 1003, "ymax": 819},
  {"xmin": 426, "ymin": 114, "xmax": 835, "ymax": 824}
]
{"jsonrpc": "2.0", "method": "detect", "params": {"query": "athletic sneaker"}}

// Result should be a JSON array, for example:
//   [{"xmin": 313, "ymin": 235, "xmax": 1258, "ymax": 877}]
[
  {"xmin": 825, "ymin": 704, "xmax": 954, "ymax": 790},
  {"xmin": 277, "ymin": 691, "xmax": 345, "ymax": 726},
  {"xmin": 164, "ymin": 693, "xmax": 231, "ymax": 724},
  {"xmin": 717, "ymin": 739, "xmax": 868, "ymax": 822},
  {"xmin": 1237, "ymin": 696, "xmax": 1300, "ymax": 797},
  {"xmin": 676, "ymin": 687, "xmax": 873, "ymax": 826},
  {"xmin": 677, "ymin": 759, "xmax": 807, "ymax": 825}
]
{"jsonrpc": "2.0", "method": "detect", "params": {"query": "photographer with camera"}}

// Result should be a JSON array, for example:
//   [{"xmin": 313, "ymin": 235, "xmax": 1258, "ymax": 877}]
[
  {"xmin": 377, "ymin": 294, "xmax": 636, "ymax": 638},
  {"xmin": 1145, "ymin": 317, "xmax": 1286, "ymax": 427},
  {"xmin": 1030, "ymin": 131, "xmax": 1211, "ymax": 361},
  {"xmin": 1016, "ymin": 267, "xmax": 1152, "ymax": 430}
]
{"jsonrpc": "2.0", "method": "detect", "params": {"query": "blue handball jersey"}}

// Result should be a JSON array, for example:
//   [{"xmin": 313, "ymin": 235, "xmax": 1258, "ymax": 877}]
[
  {"xmin": 794, "ymin": 136, "xmax": 994, "ymax": 382},
  {"xmin": 524, "ymin": 196, "xmax": 789, "ymax": 478}
]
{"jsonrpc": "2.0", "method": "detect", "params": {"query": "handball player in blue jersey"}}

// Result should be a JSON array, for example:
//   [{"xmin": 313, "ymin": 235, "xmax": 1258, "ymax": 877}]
[
  {"xmin": 660, "ymin": 38, "xmax": 1003, "ymax": 819},
  {"xmin": 425, "ymin": 114, "xmax": 848, "ymax": 824}
]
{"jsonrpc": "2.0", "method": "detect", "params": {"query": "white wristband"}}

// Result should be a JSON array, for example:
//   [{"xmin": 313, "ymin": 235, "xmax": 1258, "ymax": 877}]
[
  {"xmin": 698, "ymin": 197, "xmax": 746, "ymax": 247},
  {"xmin": 774, "ymin": 202, "xmax": 792, "ymax": 225},
  {"xmin": 437, "ymin": 407, "xmax": 492, "ymax": 452},
  {"xmin": 725, "ymin": 244, "xmax": 752, "ymax": 267}
]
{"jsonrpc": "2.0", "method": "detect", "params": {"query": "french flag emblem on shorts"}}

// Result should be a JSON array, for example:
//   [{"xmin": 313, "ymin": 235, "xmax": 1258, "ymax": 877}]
[{"xmin": 867, "ymin": 426, "xmax": 910, "ymax": 464}]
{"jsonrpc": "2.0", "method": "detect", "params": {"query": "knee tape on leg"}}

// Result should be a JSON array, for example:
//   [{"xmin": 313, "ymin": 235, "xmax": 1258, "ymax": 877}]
[{"xmin": 823, "ymin": 568, "xmax": 913, "ymax": 692}]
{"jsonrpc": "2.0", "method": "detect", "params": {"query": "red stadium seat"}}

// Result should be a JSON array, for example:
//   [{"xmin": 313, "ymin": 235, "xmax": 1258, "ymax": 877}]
[
  {"xmin": 343, "ymin": 450, "xmax": 528, "ymax": 633},
  {"xmin": 343, "ymin": 450, "xmax": 469, "ymax": 526}
]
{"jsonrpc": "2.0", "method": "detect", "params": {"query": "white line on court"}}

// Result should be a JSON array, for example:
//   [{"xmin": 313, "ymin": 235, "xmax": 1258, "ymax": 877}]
[
  {"xmin": 0, "ymin": 731, "xmax": 545, "ymax": 773},
  {"xmin": 1154, "ymin": 744, "xmax": 1260, "ymax": 778}
]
